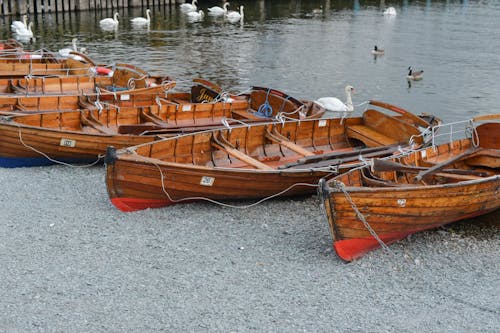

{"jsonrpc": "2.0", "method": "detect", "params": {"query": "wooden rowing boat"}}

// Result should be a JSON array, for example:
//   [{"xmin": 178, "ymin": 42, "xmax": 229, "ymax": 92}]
[
  {"xmin": 318, "ymin": 115, "xmax": 500, "ymax": 261},
  {"xmin": 0, "ymin": 51, "xmax": 93, "ymax": 77},
  {"xmin": 0, "ymin": 86, "xmax": 325, "ymax": 167},
  {"xmin": 0, "ymin": 84, "xmax": 175, "ymax": 115},
  {"xmin": 0, "ymin": 55, "xmax": 174, "ymax": 95},
  {"xmin": 0, "ymin": 50, "xmax": 154, "ymax": 81},
  {"xmin": 104, "ymin": 103, "xmax": 439, "ymax": 212},
  {"xmin": 0, "ymin": 68, "xmax": 174, "ymax": 95}
]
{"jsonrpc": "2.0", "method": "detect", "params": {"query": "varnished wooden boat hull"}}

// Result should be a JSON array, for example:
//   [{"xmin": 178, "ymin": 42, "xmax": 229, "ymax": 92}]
[
  {"xmin": 105, "ymin": 103, "xmax": 438, "ymax": 212},
  {"xmin": 0, "ymin": 86, "xmax": 324, "ymax": 167},
  {"xmin": 0, "ymin": 122, "xmax": 156, "ymax": 167},
  {"xmin": 320, "ymin": 121, "xmax": 500, "ymax": 261},
  {"xmin": 0, "ymin": 72, "xmax": 173, "ymax": 95},
  {"xmin": 322, "ymin": 174, "xmax": 500, "ymax": 261},
  {"xmin": 106, "ymin": 156, "xmax": 334, "ymax": 212}
]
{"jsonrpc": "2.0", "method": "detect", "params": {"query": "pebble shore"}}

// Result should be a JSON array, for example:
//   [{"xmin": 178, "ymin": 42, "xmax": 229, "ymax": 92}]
[{"xmin": 0, "ymin": 165, "xmax": 498, "ymax": 332}]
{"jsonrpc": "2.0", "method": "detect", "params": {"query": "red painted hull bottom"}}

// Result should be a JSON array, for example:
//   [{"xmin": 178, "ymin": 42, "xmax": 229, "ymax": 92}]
[
  {"xmin": 333, "ymin": 209, "xmax": 498, "ymax": 261},
  {"xmin": 333, "ymin": 232, "xmax": 411, "ymax": 262},
  {"xmin": 111, "ymin": 197, "xmax": 198, "ymax": 212}
]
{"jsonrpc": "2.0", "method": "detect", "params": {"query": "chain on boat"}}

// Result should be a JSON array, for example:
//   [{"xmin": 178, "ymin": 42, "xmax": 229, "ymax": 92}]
[{"xmin": 330, "ymin": 179, "xmax": 395, "ymax": 256}]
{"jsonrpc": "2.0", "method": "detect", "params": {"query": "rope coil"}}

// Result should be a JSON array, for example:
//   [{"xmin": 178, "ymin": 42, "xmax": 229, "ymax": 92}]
[{"xmin": 256, "ymin": 88, "xmax": 273, "ymax": 117}]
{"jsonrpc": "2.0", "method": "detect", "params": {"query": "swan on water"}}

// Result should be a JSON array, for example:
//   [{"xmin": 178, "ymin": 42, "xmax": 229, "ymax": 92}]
[
  {"xmin": 186, "ymin": 10, "xmax": 204, "ymax": 21},
  {"xmin": 58, "ymin": 38, "xmax": 79, "ymax": 57},
  {"xmin": 131, "ymin": 9, "xmax": 151, "ymax": 26},
  {"xmin": 383, "ymin": 7, "xmax": 397, "ymax": 15},
  {"xmin": 13, "ymin": 22, "xmax": 34, "ymax": 38},
  {"xmin": 371, "ymin": 45, "xmax": 385, "ymax": 55},
  {"xmin": 407, "ymin": 66, "xmax": 424, "ymax": 81},
  {"xmin": 314, "ymin": 85, "xmax": 355, "ymax": 112},
  {"xmin": 225, "ymin": 5, "xmax": 244, "ymax": 21},
  {"xmin": 100, "ymin": 12, "xmax": 119, "ymax": 28},
  {"xmin": 208, "ymin": 2, "xmax": 230, "ymax": 16},
  {"xmin": 11, "ymin": 15, "xmax": 28, "ymax": 31},
  {"xmin": 180, "ymin": 0, "xmax": 198, "ymax": 12}
]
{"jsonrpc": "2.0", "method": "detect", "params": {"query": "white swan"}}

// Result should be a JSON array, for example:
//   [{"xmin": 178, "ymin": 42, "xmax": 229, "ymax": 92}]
[
  {"xmin": 315, "ymin": 85, "xmax": 355, "ymax": 112},
  {"xmin": 226, "ymin": 5, "xmax": 244, "ymax": 21},
  {"xmin": 187, "ymin": 10, "xmax": 204, "ymax": 21},
  {"xmin": 131, "ymin": 9, "xmax": 151, "ymax": 26},
  {"xmin": 13, "ymin": 22, "xmax": 34, "ymax": 38},
  {"xmin": 407, "ymin": 67, "xmax": 424, "ymax": 81},
  {"xmin": 100, "ymin": 12, "xmax": 119, "ymax": 28},
  {"xmin": 11, "ymin": 15, "xmax": 28, "ymax": 31},
  {"xmin": 180, "ymin": 0, "xmax": 198, "ymax": 12},
  {"xmin": 58, "ymin": 38, "xmax": 79, "ymax": 57},
  {"xmin": 383, "ymin": 7, "xmax": 397, "ymax": 15},
  {"xmin": 208, "ymin": 2, "xmax": 230, "ymax": 16},
  {"xmin": 371, "ymin": 45, "xmax": 385, "ymax": 55}
]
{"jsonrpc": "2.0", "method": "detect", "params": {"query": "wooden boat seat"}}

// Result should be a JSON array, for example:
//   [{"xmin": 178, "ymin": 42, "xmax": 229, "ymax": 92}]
[
  {"xmin": 347, "ymin": 124, "xmax": 396, "ymax": 146},
  {"xmin": 465, "ymin": 149, "xmax": 500, "ymax": 168},
  {"xmin": 347, "ymin": 109, "xmax": 423, "ymax": 147}
]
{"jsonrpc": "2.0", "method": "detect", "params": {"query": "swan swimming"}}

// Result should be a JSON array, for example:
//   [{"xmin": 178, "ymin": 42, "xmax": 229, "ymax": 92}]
[
  {"xmin": 180, "ymin": 0, "xmax": 198, "ymax": 12},
  {"xmin": 225, "ymin": 5, "xmax": 244, "ymax": 22},
  {"xmin": 58, "ymin": 38, "xmax": 79, "ymax": 57},
  {"xmin": 208, "ymin": 2, "xmax": 230, "ymax": 16},
  {"xmin": 131, "ymin": 9, "xmax": 151, "ymax": 26},
  {"xmin": 11, "ymin": 15, "xmax": 28, "ymax": 31},
  {"xmin": 314, "ymin": 85, "xmax": 355, "ymax": 113},
  {"xmin": 383, "ymin": 7, "xmax": 397, "ymax": 15},
  {"xmin": 100, "ymin": 12, "xmax": 119, "ymax": 28},
  {"xmin": 13, "ymin": 22, "xmax": 34, "ymax": 38},
  {"xmin": 187, "ymin": 10, "xmax": 204, "ymax": 21}
]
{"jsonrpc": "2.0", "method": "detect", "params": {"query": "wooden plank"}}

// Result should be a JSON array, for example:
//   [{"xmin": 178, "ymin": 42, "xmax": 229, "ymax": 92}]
[
  {"xmin": 346, "ymin": 125, "xmax": 396, "ymax": 146},
  {"xmin": 211, "ymin": 132, "xmax": 274, "ymax": 171},
  {"xmin": 264, "ymin": 126, "xmax": 314, "ymax": 157},
  {"xmin": 80, "ymin": 112, "xmax": 114, "ymax": 134},
  {"xmin": 139, "ymin": 107, "xmax": 168, "ymax": 126}
]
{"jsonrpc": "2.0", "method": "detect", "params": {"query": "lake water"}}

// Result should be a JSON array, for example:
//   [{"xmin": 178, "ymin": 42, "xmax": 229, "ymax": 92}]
[{"xmin": 2, "ymin": 0, "xmax": 499, "ymax": 123}]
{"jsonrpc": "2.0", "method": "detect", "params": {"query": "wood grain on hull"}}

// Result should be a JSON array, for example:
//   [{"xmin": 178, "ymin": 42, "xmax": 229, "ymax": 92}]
[{"xmin": 321, "ymin": 122, "xmax": 500, "ymax": 261}]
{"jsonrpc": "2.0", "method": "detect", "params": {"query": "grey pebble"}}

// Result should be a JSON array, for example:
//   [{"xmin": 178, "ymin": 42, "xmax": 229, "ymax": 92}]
[{"xmin": 0, "ymin": 165, "xmax": 498, "ymax": 332}]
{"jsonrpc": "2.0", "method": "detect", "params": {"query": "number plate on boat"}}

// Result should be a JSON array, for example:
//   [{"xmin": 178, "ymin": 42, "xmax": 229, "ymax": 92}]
[
  {"xmin": 182, "ymin": 105, "xmax": 192, "ymax": 112},
  {"xmin": 120, "ymin": 94, "xmax": 130, "ymax": 101},
  {"xmin": 200, "ymin": 176, "xmax": 215, "ymax": 186},
  {"xmin": 318, "ymin": 119, "xmax": 327, "ymax": 127},
  {"xmin": 60, "ymin": 138, "xmax": 76, "ymax": 147}
]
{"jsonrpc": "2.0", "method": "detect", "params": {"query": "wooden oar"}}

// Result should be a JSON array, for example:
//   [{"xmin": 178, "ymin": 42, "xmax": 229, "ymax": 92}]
[
  {"xmin": 414, "ymin": 147, "xmax": 481, "ymax": 182},
  {"xmin": 278, "ymin": 145, "xmax": 399, "ymax": 169},
  {"xmin": 371, "ymin": 158, "xmax": 488, "ymax": 176}
]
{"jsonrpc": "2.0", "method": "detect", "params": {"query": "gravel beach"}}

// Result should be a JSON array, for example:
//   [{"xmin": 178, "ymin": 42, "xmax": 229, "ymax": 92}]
[{"xmin": 0, "ymin": 165, "xmax": 498, "ymax": 332}]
